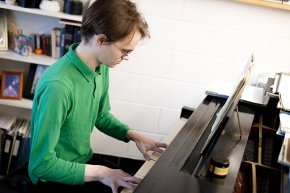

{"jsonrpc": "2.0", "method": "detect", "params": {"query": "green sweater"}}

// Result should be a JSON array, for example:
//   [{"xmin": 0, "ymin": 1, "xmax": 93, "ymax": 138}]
[{"xmin": 28, "ymin": 43, "xmax": 130, "ymax": 185}]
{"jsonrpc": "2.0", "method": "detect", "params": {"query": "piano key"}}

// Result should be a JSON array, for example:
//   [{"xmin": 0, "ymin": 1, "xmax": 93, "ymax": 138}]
[{"xmin": 121, "ymin": 118, "xmax": 188, "ymax": 193}]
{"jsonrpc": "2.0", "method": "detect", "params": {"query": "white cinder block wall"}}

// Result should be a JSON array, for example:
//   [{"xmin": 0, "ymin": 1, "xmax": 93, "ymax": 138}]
[{"xmin": 91, "ymin": 0, "xmax": 290, "ymax": 160}]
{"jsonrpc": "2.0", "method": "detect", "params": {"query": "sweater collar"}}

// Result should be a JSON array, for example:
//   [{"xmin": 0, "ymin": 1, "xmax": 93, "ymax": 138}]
[{"xmin": 67, "ymin": 43, "xmax": 101, "ymax": 82}]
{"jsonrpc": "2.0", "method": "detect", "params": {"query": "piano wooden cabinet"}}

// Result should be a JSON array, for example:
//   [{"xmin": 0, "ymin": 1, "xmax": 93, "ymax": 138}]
[{"xmin": 122, "ymin": 96, "xmax": 286, "ymax": 193}]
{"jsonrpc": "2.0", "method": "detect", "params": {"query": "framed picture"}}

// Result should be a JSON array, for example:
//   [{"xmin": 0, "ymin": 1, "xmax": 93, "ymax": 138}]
[
  {"xmin": 0, "ymin": 71, "xmax": 24, "ymax": 100},
  {"xmin": 24, "ymin": 63, "xmax": 49, "ymax": 99},
  {"xmin": 0, "ymin": 9, "xmax": 8, "ymax": 50}
]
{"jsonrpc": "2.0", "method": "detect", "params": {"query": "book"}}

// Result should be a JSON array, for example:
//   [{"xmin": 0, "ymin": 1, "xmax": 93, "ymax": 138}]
[
  {"xmin": 16, "ymin": 120, "xmax": 30, "ymax": 168},
  {"xmin": 51, "ymin": 28, "xmax": 62, "ymax": 59},
  {"xmin": 55, "ymin": 28, "xmax": 62, "ymax": 59},
  {"xmin": 63, "ymin": 25, "xmax": 74, "ymax": 55},
  {"xmin": 73, "ymin": 27, "xmax": 81, "ymax": 43},
  {"xmin": 41, "ymin": 34, "xmax": 47, "ymax": 55},
  {"xmin": 35, "ymin": 34, "xmax": 41, "ymax": 50},
  {"xmin": 46, "ymin": 35, "xmax": 52, "ymax": 56},
  {"xmin": 60, "ymin": 28, "xmax": 65, "ymax": 57}
]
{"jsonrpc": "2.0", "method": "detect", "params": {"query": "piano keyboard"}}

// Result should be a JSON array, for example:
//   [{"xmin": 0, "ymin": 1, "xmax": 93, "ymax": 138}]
[{"xmin": 121, "ymin": 117, "xmax": 188, "ymax": 193}]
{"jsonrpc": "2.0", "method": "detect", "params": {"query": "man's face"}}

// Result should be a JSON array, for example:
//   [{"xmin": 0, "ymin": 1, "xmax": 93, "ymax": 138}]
[{"xmin": 98, "ymin": 30, "xmax": 142, "ymax": 68}]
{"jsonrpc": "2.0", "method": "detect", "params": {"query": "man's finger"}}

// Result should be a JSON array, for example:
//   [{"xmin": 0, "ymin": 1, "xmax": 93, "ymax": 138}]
[
  {"xmin": 122, "ymin": 176, "xmax": 141, "ymax": 184},
  {"xmin": 156, "ymin": 142, "xmax": 168, "ymax": 148},
  {"xmin": 143, "ymin": 152, "xmax": 150, "ymax": 160},
  {"xmin": 119, "ymin": 180, "xmax": 136, "ymax": 190},
  {"xmin": 151, "ymin": 146, "xmax": 163, "ymax": 153}
]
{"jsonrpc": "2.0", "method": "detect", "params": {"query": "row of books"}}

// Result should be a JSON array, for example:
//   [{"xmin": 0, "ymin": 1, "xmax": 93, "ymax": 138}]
[
  {"xmin": 0, "ymin": 116, "xmax": 30, "ymax": 175},
  {"xmin": 30, "ymin": 25, "xmax": 81, "ymax": 59}
]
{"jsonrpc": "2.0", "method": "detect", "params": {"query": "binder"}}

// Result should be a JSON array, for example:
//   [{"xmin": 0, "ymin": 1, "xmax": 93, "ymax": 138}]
[
  {"xmin": 16, "ymin": 120, "xmax": 30, "ymax": 168},
  {"xmin": 0, "ymin": 124, "xmax": 16, "ymax": 175},
  {"xmin": 9, "ymin": 119, "xmax": 27, "ymax": 172},
  {"xmin": 0, "ymin": 129, "xmax": 5, "ymax": 170},
  {"xmin": 0, "ymin": 119, "xmax": 23, "ymax": 175}
]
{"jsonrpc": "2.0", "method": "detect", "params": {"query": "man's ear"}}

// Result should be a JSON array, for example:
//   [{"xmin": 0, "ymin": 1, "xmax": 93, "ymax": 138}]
[{"xmin": 96, "ymin": 34, "xmax": 107, "ymax": 45}]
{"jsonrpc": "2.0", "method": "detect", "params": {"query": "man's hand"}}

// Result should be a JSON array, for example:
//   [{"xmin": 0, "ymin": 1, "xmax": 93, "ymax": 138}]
[
  {"xmin": 126, "ymin": 130, "xmax": 168, "ymax": 160},
  {"xmin": 85, "ymin": 165, "xmax": 140, "ymax": 193}
]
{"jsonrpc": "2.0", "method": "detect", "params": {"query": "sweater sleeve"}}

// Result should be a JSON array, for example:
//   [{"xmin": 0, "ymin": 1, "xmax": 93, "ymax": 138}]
[{"xmin": 28, "ymin": 81, "xmax": 85, "ymax": 185}]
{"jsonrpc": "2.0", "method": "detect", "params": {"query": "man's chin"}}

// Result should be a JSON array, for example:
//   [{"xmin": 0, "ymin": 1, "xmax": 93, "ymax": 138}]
[{"xmin": 106, "ymin": 63, "xmax": 118, "ymax": 68}]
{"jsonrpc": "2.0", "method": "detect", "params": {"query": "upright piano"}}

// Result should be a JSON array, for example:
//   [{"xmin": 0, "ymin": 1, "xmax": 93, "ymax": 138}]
[{"xmin": 122, "ymin": 95, "xmax": 256, "ymax": 193}]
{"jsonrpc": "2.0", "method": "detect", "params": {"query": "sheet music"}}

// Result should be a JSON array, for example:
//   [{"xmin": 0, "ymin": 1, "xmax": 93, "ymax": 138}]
[
  {"xmin": 204, "ymin": 54, "xmax": 254, "ymax": 151},
  {"xmin": 206, "ymin": 82, "xmax": 266, "ymax": 105}
]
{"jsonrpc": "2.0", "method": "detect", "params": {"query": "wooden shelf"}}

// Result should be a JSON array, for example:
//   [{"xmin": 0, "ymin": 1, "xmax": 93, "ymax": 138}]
[
  {"xmin": 0, "ymin": 50, "xmax": 55, "ymax": 66},
  {"xmin": 0, "ymin": 2, "xmax": 82, "ymax": 22},
  {"xmin": 0, "ymin": 98, "xmax": 32, "ymax": 109},
  {"xmin": 239, "ymin": 111, "xmax": 285, "ymax": 193},
  {"xmin": 237, "ymin": 0, "xmax": 290, "ymax": 10}
]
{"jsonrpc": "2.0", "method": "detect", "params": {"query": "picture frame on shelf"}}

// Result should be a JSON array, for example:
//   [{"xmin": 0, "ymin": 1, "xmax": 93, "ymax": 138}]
[
  {"xmin": 0, "ymin": 9, "xmax": 8, "ymax": 50},
  {"xmin": 0, "ymin": 71, "xmax": 24, "ymax": 100},
  {"xmin": 24, "ymin": 64, "xmax": 49, "ymax": 99}
]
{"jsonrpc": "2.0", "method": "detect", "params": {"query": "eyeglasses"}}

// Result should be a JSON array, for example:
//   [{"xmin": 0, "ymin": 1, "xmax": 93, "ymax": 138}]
[{"xmin": 111, "ymin": 42, "xmax": 132, "ymax": 59}]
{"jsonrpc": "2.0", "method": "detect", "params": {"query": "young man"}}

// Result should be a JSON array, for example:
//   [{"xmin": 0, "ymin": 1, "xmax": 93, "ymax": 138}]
[{"xmin": 28, "ymin": 0, "xmax": 167, "ymax": 192}]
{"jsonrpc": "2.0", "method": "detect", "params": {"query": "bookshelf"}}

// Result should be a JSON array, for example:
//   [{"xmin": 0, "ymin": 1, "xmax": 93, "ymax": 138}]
[
  {"xmin": 0, "ymin": 2, "xmax": 81, "ymax": 179},
  {"xmin": 0, "ymin": 50, "xmax": 55, "ymax": 66},
  {"xmin": 0, "ymin": 98, "xmax": 32, "ymax": 109},
  {"xmin": 0, "ymin": 3, "xmax": 80, "ymax": 110},
  {"xmin": 0, "ymin": 2, "xmax": 82, "ymax": 22}
]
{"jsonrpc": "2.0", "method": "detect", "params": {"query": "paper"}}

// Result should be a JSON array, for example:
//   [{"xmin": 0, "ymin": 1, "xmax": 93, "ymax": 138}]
[
  {"xmin": 241, "ymin": 86, "xmax": 266, "ymax": 105},
  {"xmin": 276, "ymin": 73, "xmax": 290, "ymax": 93},
  {"xmin": 275, "ymin": 73, "xmax": 290, "ymax": 111},
  {"xmin": 205, "ymin": 80, "xmax": 235, "ymax": 98},
  {"xmin": 206, "ymin": 80, "xmax": 267, "ymax": 105},
  {"xmin": 0, "ymin": 113, "xmax": 17, "ymax": 131},
  {"xmin": 280, "ymin": 91, "xmax": 290, "ymax": 111},
  {"xmin": 280, "ymin": 112, "xmax": 290, "ymax": 133}
]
